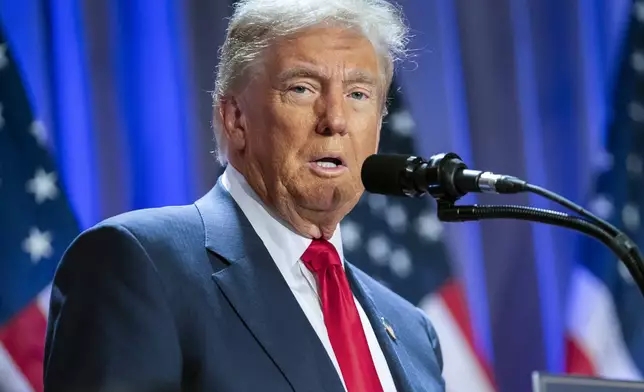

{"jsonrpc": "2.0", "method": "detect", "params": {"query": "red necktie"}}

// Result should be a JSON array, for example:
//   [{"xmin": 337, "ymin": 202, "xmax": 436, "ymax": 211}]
[{"xmin": 301, "ymin": 239, "xmax": 385, "ymax": 392}]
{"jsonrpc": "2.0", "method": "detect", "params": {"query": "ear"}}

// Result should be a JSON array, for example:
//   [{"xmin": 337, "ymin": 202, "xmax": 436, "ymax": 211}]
[{"xmin": 218, "ymin": 96, "xmax": 247, "ymax": 152}]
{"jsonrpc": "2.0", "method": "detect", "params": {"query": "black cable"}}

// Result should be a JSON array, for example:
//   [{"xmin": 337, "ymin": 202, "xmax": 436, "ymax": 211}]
[
  {"xmin": 437, "ymin": 203, "xmax": 644, "ymax": 297},
  {"xmin": 520, "ymin": 182, "xmax": 644, "ymax": 291},
  {"xmin": 523, "ymin": 183, "xmax": 620, "ymax": 236}
]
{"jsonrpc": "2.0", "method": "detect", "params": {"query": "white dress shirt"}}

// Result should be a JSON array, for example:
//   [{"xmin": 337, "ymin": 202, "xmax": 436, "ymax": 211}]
[{"xmin": 221, "ymin": 164, "xmax": 398, "ymax": 392}]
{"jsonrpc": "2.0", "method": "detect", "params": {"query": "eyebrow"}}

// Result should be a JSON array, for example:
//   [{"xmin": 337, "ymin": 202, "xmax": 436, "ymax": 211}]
[
  {"xmin": 345, "ymin": 69, "xmax": 378, "ymax": 86},
  {"xmin": 276, "ymin": 66, "xmax": 378, "ymax": 86},
  {"xmin": 276, "ymin": 67, "xmax": 323, "ymax": 83}
]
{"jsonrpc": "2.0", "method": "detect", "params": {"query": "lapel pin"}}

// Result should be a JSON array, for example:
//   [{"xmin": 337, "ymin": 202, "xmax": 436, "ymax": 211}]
[{"xmin": 382, "ymin": 317, "xmax": 396, "ymax": 341}]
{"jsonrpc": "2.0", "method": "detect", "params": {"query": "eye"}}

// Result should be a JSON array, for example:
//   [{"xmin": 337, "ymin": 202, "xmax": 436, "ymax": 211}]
[
  {"xmin": 349, "ymin": 91, "xmax": 368, "ymax": 100},
  {"xmin": 290, "ymin": 85, "xmax": 310, "ymax": 94}
]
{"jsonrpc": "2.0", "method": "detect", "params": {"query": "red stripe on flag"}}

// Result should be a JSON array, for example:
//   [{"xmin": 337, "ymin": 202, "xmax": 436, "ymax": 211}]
[
  {"xmin": 0, "ymin": 302, "xmax": 47, "ymax": 392},
  {"xmin": 565, "ymin": 335, "xmax": 596, "ymax": 376},
  {"xmin": 439, "ymin": 279, "xmax": 497, "ymax": 387}
]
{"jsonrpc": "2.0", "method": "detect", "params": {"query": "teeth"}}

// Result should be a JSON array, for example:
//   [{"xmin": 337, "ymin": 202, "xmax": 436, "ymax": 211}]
[{"xmin": 315, "ymin": 161, "xmax": 338, "ymax": 168}]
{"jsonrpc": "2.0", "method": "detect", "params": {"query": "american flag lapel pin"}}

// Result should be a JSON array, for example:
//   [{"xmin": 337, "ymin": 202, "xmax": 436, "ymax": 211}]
[{"xmin": 382, "ymin": 317, "xmax": 396, "ymax": 341}]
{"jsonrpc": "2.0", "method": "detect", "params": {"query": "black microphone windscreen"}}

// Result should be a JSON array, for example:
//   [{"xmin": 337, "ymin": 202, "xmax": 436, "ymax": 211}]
[{"xmin": 361, "ymin": 154, "xmax": 411, "ymax": 196}]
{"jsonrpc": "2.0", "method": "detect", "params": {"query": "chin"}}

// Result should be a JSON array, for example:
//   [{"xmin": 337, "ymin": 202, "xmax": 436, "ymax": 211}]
[
  {"xmin": 302, "ymin": 193, "xmax": 342, "ymax": 212},
  {"xmin": 303, "ymin": 182, "xmax": 361, "ymax": 213}
]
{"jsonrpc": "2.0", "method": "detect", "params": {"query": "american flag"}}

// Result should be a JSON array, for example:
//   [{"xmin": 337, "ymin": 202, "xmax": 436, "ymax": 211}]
[
  {"xmin": 343, "ymin": 81, "xmax": 496, "ymax": 391},
  {"xmin": 0, "ymin": 29, "xmax": 79, "ymax": 391},
  {"xmin": 566, "ymin": 0, "xmax": 644, "ymax": 379}
]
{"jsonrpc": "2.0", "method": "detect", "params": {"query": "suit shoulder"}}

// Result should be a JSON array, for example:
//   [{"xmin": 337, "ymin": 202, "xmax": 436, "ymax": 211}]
[
  {"xmin": 100, "ymin": 204, "xmax": 199, "ymax": 231},
  {"xmin": 58, "ymin": 203, "xmax": 200, "ymax": 258},
  {"xmin": 95, "ymin": 204, "xmax": 203, "ymax": 244},
  {"xmin": 58, "ymin": 203, "xmax": 211, "ymax": 297},
  {"xmin": 63, "ymin": 203, "xmax": 207, "ymax": 271}
]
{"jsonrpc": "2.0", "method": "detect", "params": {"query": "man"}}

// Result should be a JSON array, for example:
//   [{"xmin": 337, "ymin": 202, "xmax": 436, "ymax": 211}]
[{"xmin": 43, "ymin": 0, "xmax": 445, "ymax": 391}]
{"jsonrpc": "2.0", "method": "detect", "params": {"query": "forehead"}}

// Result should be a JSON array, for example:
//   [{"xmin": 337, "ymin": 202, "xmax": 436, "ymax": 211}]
[{"xmin": 264, "ymin": 26, "xmax": 382, "ymax": 80}]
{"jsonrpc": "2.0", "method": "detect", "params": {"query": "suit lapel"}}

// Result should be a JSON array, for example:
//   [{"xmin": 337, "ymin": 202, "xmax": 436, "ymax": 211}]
[
  {"xmin": 345, "ymin": 262, "xmax": 419, "ymax": 392},
  {"xmin": 195, "ymin": 181, "xmax": 344, "ymax": 392}
]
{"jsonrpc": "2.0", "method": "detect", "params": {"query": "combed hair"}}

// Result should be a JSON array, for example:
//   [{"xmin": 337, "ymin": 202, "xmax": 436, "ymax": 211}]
[{"xmin": 212, "ymin": 0, "xmax": 410, "ymax": 165}]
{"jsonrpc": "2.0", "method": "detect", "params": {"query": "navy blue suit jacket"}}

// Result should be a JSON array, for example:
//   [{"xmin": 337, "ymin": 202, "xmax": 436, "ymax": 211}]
[{"xmin": 43, "ymin": 180, "xmax": 445, "ymax": 392}]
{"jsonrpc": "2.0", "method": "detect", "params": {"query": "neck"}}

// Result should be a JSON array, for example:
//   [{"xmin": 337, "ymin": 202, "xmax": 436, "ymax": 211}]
[{"xmin": 279, "ymin": 205, "xmax": 340, "ymax": 240}]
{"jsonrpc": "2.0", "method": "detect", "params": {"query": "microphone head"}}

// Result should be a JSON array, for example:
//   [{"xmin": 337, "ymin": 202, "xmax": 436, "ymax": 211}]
[
  {"xmin": 361, "ymin": 152, "xmax": 473, "ymax": 201},
  {"xmin": 361, "ymin": 154, "xmax": 420, "ymax": 196}
]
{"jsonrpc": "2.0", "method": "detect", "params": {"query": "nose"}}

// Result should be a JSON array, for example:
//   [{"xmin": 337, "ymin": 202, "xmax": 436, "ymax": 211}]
[{"xmin": 316, "ymin": 90, "xmax": 348, "ymax": 136}]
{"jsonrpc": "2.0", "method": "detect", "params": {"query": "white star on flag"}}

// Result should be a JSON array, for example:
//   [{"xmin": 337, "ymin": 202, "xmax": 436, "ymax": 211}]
[
  {"xmin": 628, "ymin": 101, "xmax": 644, "ymax": 122},
  {"xmin": 626, "ymin": 153, "xmax": 643, "ymax": 176},
  {"xmin": 622, "ymin": 203, "xmax": 641, "ymax": 231},
  {"xmin": 385, "ymin": 203, "xmax": 407, "ymax": 233},
  {"xmin": 632, "ymin": 51, "xmax": 644, "ymax": 73},
  {"xmin": 618, "ymin": 260, "xmax": 635, "ymax": 285},
  {"xmin": 592, "ymin": 148, "xmax": 614, "ymax": 173},
  {"xmin": 30, "ymin": 120, "xmax": 48, "ymax": 147},
  {"xmin": 367, "ymin": 193, "xmax": 388, "ymax": 215},
  {"xmin": 390, "ymin": 248, "xmax": 413, "ymax": 278},
  {"xmin": 388, "ymin": 110, "xmax": 415, "ymax": 137},
  {"xmin": 635, "ymin": 1, "xmax": 644, "ymax": 23},
  {"xmin": 26, "ymin": 168, "xmax": 59, "ymax": 204},
  {"xmin": 22, "ymin": 227, "xmax": 53, "ymax": 264},
  {"xmin": 588, "ymin": 194, "xmax": 614, "ymax": 220},
  {"xmin": 367, "ymin": 234, "xmax": 391, "ymax": 266},
  {"xmin": 340, "ymin": 219, "xmax": 362, "ymax": 251},
  {"xmin": 416, "ymin": 211, "xmax": 444, "ymax": 242},
  {"xmin": 0, "ymin": 43, "xmax": 7, "ymax": 70}
]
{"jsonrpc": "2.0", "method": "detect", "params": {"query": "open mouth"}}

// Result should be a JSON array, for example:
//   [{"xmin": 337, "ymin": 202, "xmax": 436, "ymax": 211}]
[{"xmin": 313, "ymin": 157, "xmax": 344, "ymax": 168}]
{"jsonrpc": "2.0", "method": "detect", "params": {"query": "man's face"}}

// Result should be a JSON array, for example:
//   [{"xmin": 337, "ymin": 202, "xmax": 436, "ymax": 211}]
[{"xmin": 232, "ymin": 26, "xmax": 385, "ymax": 222}]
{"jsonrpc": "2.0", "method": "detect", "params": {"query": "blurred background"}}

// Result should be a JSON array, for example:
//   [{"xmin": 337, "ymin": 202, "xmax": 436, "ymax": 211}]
[{"xmin": 1, "ymin": 0, "xmax": 643, "ymax": 391}]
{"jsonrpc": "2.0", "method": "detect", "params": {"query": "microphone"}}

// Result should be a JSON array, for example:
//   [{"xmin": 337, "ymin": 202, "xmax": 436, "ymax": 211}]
[
  {"xmin": 361, "ymin": 153, "xmax": 526, "ymax": 202},
  {"xmin": 361, "ymin": 152, "xmax": 644, "ymax": 299}
]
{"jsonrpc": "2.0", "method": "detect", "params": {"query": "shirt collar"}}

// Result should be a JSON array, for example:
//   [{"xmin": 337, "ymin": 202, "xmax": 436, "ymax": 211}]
[{"xmin": 221, "ymin": 164, "xmax": 345, "ymax": 267}]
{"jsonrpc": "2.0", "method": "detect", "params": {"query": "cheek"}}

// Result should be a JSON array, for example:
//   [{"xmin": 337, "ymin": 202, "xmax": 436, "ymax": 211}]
[
  {"xmin": 272, "ymin": 110, "xmax": 316, "ymax": 152},
  {"xmin": 251, "ymin": 117, "xmax": 312, "ymax": 176},
  {"xmin": 353, "ymin": 121, "xmax": 381, "ymax": 156},
  {"xmin": 247, "ymin": 108, "xmax": 294, "ymax": 155}
]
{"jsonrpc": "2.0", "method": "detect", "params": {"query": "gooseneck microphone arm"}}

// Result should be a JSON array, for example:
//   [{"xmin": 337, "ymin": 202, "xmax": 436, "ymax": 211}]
[
  {"xmin": 437, "ymin": 203, "xmax": 644, "ymax": 294},
  {"xmin": 361, "ymin": 153, "xmax": 644, "ymax": 298}
]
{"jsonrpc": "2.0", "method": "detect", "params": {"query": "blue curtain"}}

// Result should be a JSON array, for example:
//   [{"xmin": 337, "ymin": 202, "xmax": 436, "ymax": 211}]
[{"xmin": 0, "ymin": 0, "xmax": 633, "ymax": 390}]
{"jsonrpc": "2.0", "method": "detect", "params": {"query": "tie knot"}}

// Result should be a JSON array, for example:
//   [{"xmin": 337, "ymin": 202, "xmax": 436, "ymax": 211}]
[{"xmin": 301, "ymin": 239, "xmax": 341, "ymax": 273}]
